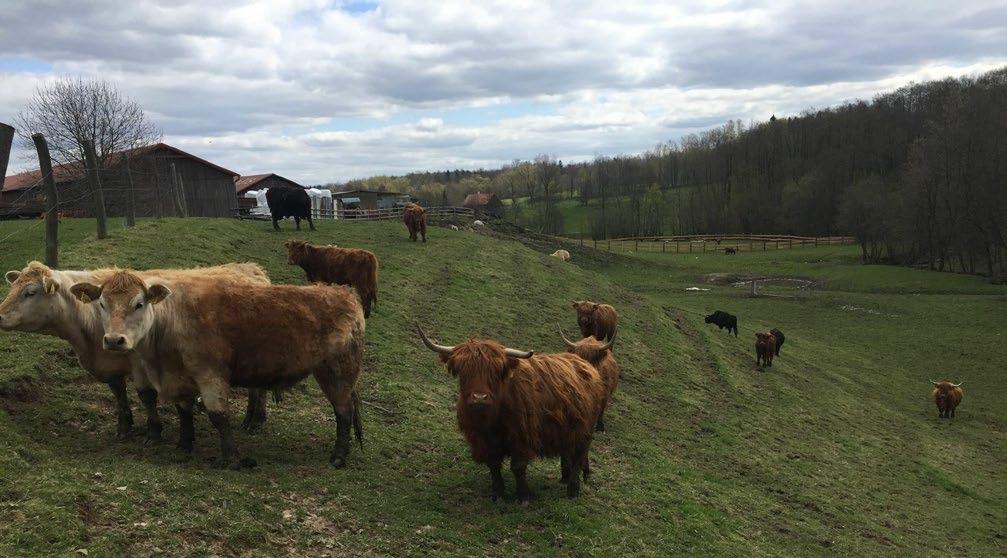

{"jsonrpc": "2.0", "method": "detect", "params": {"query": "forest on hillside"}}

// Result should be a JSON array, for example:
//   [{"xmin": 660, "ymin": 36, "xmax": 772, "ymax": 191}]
[{"xmin": 330, "ymin": 67, "xmax": 1007, "ymax": 278}]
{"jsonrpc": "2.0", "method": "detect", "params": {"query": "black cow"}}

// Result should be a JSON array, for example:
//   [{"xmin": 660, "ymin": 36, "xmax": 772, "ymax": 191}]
[
  {"xmin": 266, "ymin": 186, "xmax": 315, "ymax": 231},
  {"xmin": 769, "ymin": 328, "xmax": 785, "ymax": 356},
  {"xmin": 704, "ymin": 310, "xmax": 738, "ymax": 337},
  {"xmin": 724, "ymin": 247, "xmax": 737, "ymax": 255}
]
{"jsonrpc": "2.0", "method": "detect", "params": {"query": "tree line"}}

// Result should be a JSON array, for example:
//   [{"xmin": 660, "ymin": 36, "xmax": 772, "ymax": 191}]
[{"xmin": 331, "ymin": 67, "xmax": 1007, "ymax": 279}]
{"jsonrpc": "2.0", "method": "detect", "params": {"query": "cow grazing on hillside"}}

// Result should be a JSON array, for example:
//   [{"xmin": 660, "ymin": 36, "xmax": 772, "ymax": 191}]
[
  {"xmin": 266, "ymin": 185, "xmax": 315, "ymax": 232},
  {"xmin": 286, "ymin": 240, "xmax": 379, "ymax": 318},
  {"xmin": 755, "ymin": 332, "xmax": 776, "ymax": 367},
  {"xmin": 560, "ymin": 328, "xmax": 618, "ymax": 432},
  {"xmin": 705, "ymin": 310, "xmax": 738, "ymax": 337},
  {"xmin": 769, "ymin": 328, "xmax": 785, "ymax": 356},
  {"xmin": 0, "ymin": 262, "xmax": 272, "ymax": 443},
  {"xmin": 572, "ymin": 301, "xmax": 619, "ymax": 341},
  {"xmin": 551, "ymin": 249, "xmax": 571, "ymax": 261},
  {"xmin": 70, "ymin": 270, "xmax": 365, "ymax": 469},
  {"xmin": 418, "ymin": 326, "xmax": 605, "ymax": 502},
  {"xmin": 724, "ymin": 247, "xmax": 737, "ymax": 255},
  {"xmin": 931, "ymin": 381, "xmax": 963, "ymax": 418},
  {"xmin": 403, "ymin": 203, "xmax": 427, "ymax": 242}
]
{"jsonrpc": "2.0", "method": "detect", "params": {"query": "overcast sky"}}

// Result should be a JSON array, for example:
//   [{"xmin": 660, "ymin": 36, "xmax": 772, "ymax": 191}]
[{"xmin": 2, "ymin": 0, "xmax": 1006, "ymax": 184}]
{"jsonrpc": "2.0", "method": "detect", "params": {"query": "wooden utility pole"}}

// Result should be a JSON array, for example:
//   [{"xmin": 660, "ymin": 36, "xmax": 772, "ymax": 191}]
[
  {"xmin": 124, "ymin": 151, "xmax": 136, "ymax": 227},
  {"xmin": 32, "ymin": 134, "xmax": 59, "ymax": 267},
  {"xmin": 82, "ymin": 140, "xmax": 108, "ymax": 239}
]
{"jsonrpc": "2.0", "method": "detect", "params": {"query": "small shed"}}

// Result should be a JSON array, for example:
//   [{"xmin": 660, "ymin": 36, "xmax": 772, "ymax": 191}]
[
  {"xmin": 463, "ymin": 191, "xmax": 503, "ymax": 217},
  {"xmin": 2, "ymin": 143, "xmax": 239, "ymax": 218},
  {"xmin": 332, "ymin": 189, "xmax": 410, "ymax": 211}
]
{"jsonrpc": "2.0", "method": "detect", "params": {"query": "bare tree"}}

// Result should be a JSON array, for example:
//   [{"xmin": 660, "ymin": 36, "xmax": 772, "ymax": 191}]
[{"xmin": 15, "ymin": 77, "xmax": 161, "ymax": 167}]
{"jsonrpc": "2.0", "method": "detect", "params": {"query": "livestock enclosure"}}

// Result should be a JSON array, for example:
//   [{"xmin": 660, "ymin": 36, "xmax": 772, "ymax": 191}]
[{"xmin": 0, "ymin": 217, "xmax": 1003, "ymax": 556}]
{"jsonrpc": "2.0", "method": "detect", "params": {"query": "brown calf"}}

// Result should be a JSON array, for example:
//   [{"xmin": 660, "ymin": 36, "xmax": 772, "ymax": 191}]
[
  {"xmin": 403, "ymin": 203, "xmax": 427, "ymax": 242},
  {"xmin": 286, "ymin": 240, "xmax": 379, "ymax": 318},
  {"xmin": 71, "ymin": 271, "xmax": 365, "ymax": 469},
  {"xmin": 755, "ymin": 332, "xmax": 776, "ymax": 367},
  {"xmin": 0, "ymin": 261, "xmax": 271, "ymax": 443},
  {"xmin": 931, "ymin": 381, "xmax": 963, "ymax": 418},
  {"xmin": 560, "ymin": 328, "xmax": 618, "ymax": 432},
  {"xmin": 418, "ymin": 326, "xmax": 605, "ymax": 502},
  {"xmin": 572, "ymin": 301, "xmax": 618, "ymax": 341}
]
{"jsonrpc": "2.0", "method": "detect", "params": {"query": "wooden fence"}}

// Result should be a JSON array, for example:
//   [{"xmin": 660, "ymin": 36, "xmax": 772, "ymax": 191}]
[
  {"xmin": 318, "ymin": 206, "xmax": 474, "ymax": 221},
  {"xmin": 568, "ymin": 234, "xmax": 855, "ymax": 254}
]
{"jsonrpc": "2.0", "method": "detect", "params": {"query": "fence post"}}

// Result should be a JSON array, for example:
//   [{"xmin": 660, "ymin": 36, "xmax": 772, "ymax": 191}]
[
  {"xmin": 635, "ymin": 240, "xmax": 638, "ymax": 252},
  {"xmin": 32, "ymin": 134, "xmax": 59, "ymax": 267},
  {"xmin": 125, "ymin": 151, "xmax": 136, "ymax": 227},
  {"xmin": 82, "ymin": 140, "xmax": 108, "ymax": 239},
  {"xmin": 751, "ymin": 279, "xmax": 758, "ymax": 297}
]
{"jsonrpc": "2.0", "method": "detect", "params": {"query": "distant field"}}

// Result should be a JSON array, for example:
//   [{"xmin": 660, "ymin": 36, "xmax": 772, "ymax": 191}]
[{"xmin": 0, "ymin": 218, "xmax": 1003, "ymax": 556}]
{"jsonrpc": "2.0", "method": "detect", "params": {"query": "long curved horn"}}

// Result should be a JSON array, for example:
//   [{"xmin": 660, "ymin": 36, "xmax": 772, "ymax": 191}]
[
  {"xmin": 951, "ymin": 381, "xmax": 962, "ymax": 388},
  {"xmin": 416, "ymin": 323, "xmax": 454, "ymax": 355},
  {"xmin": 504, "ymin": 347, "xmax": 534, "ymax": 359},
  {"xmin": 599, "ymin": 325, "xmax": 618, "ymax": 351},
  {"xmin": 930, "ymin": 379, "xmax": 939, "ymax": 386},
  {"xmin": 558, "ymin": 326, "xmax": 577, "ymax": 349}
]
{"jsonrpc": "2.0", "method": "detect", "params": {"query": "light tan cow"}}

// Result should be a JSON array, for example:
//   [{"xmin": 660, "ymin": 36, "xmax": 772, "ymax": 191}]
[
  {"xmin": 551, "ymin": 249, "xmax": 571, "ymax": 261},
  {"xmin": 0, "ymin": 261, "xmax": 271, "ymax": 444},
  {"xmin": 71, "ymin": 270, "xmax": 366, "ymax": 469}
]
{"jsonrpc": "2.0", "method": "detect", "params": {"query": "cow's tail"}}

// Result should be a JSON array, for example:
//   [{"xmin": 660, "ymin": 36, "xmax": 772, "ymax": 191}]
[{"xmin": 351, "ymin": 389, "xmax": 364, "ymax": 451}]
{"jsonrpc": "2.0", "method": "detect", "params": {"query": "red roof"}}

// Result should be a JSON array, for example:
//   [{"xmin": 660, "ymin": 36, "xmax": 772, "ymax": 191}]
[
  {"xmin": 233, "ymin": 173, "xmax": 304, "ymax": 194},
  {"xmin": 3, "ymin": 143, "xmax": 239, "ymax": 193},
  {"xmin": 463, "ymin": 191, "xmax": 498, "ymax": 207},
  {"xmin": 234, "ymin": 173, "xmax": 271, "ymax": 193}
]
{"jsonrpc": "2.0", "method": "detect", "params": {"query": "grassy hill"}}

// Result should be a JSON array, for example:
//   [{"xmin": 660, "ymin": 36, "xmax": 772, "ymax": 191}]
[{"xmin": 0, "ymin": 218, "xmax": 1003, "ymax": 556}]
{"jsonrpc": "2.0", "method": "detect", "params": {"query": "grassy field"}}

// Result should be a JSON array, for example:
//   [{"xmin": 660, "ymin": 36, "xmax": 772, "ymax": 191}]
[{"xmin": 0, "ymin": 218, "xmax": 1004, "ymax": 556}]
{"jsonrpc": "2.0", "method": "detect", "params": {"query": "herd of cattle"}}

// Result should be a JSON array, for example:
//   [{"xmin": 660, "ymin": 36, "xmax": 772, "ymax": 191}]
[{"xmin": 0, "ymin": 205, "xmax": 965, "ymax": 503}]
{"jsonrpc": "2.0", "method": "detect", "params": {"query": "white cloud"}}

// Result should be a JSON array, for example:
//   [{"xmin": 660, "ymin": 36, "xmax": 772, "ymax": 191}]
[{"xmin": 1, "ymin": 0, "xmax": 1005, "ymax": 182}]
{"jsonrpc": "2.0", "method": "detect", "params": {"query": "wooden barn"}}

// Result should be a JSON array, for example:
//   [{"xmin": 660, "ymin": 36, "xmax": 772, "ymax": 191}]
[
  {"xmin": 463, "ymin": 191, "xmax": 503, "ymax": 217},
  {"xmin": 234, "ymin": 173, "xmax": 305, "ymax": 195},
  {"xmin": 1, "ymin": 143, "xmax": 239, "ymax": 219}
]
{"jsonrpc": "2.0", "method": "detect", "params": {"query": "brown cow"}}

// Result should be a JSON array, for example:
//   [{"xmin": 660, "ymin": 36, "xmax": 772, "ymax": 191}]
[
  {"xmin": 403, "ymin": 203, "xmax": 427, "ymax": 242},
  {"xmin": 755, "ymin": 332, "xmax": 776, "ymax": 367},
  {"xmin": 560, "ymin": 328, "xmax": 618, "ymax": 432},
  {"xmin": 572, "ymin": 301, "xmax": 618, "ymax": 341},
  {"xmin": 417, "ymin": 325, "xmax": 605, "ymax": 502},
  {"xmin": 0, "ymin": 261, "xmax": 272, "ymax": 443},
  {"xmin": 931, "ymin": 380, "xmax": 963, "ymax": 419},
  {"xmin": 286, "ymin": 240, "xmax": 379, "ymax": 318},
  {"xmin": 71, "ymin": 270, "xmax": 365, "ymax": 469}
]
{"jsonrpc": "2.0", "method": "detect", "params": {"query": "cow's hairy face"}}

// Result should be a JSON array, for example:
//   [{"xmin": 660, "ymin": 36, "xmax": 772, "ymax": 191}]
[
  {"xmin": 443, "ymin": 340, "xmax": 516, "ymax": 410},
  {"xmin": 0, "ymin": 264, "xmax": 62, "ymax": 332},
  {"xmin": 285, "ymin": 240, "xmax": 309, "ymax": 265},
  {"xmin": 933, "ymin": 383, "xmax": 957, "ymax": 406},
  {"xmin": 71, "ymin": 271, "xmax": 170, "ymax": 352},
  {"xmin": 572, "ymin": 301, "xmax": 596, "ymax": 335}
]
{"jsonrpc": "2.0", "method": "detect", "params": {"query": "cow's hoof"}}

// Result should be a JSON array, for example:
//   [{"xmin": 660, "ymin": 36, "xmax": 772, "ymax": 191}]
[
  {"xmin": 176, "ymin": 440, "xmax": 194, "ymax": 454},
  {"xmin": 115, "ymin": 428, "xmax": 133, "ymax": 441},
  {"xmin": 330, "ymin": 454, "xmax": 348, "ymax": 468},
  {"xmin": 241, "ymin": 419, "xmax": 264, "ymax": 434}
]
